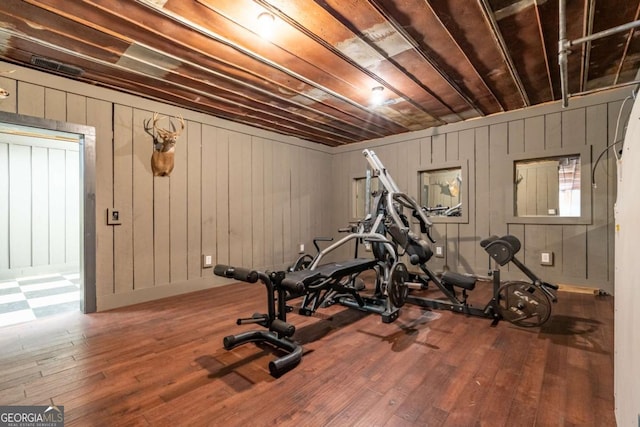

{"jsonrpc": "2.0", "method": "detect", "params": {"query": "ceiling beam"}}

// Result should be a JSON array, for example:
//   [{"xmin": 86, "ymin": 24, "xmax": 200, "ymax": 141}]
[{"xmin": 476, "ymin": 0, "xmax": 531, "ymax": 107}]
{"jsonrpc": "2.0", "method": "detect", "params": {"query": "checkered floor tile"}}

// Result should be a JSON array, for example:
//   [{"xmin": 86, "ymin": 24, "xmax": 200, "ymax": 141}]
[{"xmin": 0, "ymin": 272, "xmax": 80, "ymax": 327}]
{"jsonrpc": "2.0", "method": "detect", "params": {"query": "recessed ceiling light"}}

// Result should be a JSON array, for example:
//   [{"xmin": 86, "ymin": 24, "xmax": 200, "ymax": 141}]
[
  {"xmin": 257, "ymin": 12, "xmax": 275, "ymax": 39},
  {"xmin": 371, "ymin": 86, "xmax": 385, "ymax": 106}
]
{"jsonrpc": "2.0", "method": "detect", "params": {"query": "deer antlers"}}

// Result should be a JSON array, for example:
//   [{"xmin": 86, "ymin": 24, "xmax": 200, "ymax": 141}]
[{"xmin": 144, "ymin": 112, "xmax": 185, "ymax": 147}]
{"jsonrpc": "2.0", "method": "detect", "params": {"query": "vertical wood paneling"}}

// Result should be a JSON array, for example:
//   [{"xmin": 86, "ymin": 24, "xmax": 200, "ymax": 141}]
[
  {"xmin": 132, "ymin": 108, "xmax": 154, "ymax": 289},
  {"xmin": 420, "ymin": 136, "xmax": 432, "ymax": 165},
  {"xmin": 17, "ymin": 82, "xmax": 44, "ymax": 117},
  {"xmin": 262, "ymin": 140, "xmax": 274, "ymax": 268},
  {"xmin": 31, "ymin": 147, "xmax": 49, "ymax": 266},
  {"xmin": 545, "ymin": 112, "xmax": 562, "ymax": 150},
  {"xmin": 458, "ymin": 129, "xmax": 475, "ymax": 274},
  {"xmin": 524, "ymin": 116, "xmax": 545, "ymax": 152},
  {"xmin": 0, "ymin": 143, "xmax": 8, "ymax": 269},
  {"xmin": 215, "ymin": 128, "xmax": 229, "ymax": 266},
  {"xmin": 585, "ymin": 104, "xmax": 610, "ymax": 286},
  {"xmin": 240, "ymin": 135, "xmax": 253, "ymax": 267},
  {"xmin": 298, "ymin": 148, "xmax": 311, "ymax": 258},
  {"xmin": 271, "ymin": 143, "xmax": 285, "ymax": 266},
  {"xmin": 66, "ymin": 94, "xmax": 86, "ymax": 125},
  {"xmin": 406, "ymin": 139, "xmax": 420, "ymax": 201},
  {"xmin": 508, "ymin": 120, "xmax": 525, "ymax": 154},
  {"xmin": 606, "ymin": 100, "xmax": 623, "ymax": 286},
  {"xmin": 290, "ymin": 146, "xmax": 301, "ymax": 260},
  {"xmin": 446, "ymin": 132, "xmax": 459, "ymax": 161},
  {"xmin": 227, "ymin": 131, "xmax": 244, "ymax": 267},
  {"xmin": 251, "ymin": 138, "xmax": 265, "ymax": 269},
  {"xmin": 169, "ymin": 122, "xmax": 188, "ymax": 283},
  {"xmin": 474, "ymin": 127, "xmax": 490, "ymax": 271},
  {"xmin": 488, "ymin": 123, "xmax": 508, "ymax": 237},
  {"xmin": 562, "ymin": 108, "xmax": 586, "ymax": 148},
  {"xmin": 562, "ymin": 225, "xmax": 586, "ymax": 279},
  {"xmin": 0, "ymin": 77, "xmax": 16, "ymax": 113},
  {"xmin": 45, "ymin": 88, "xmax": 66, "ymax": 122},
  {"xmin": 113, "ymin": 105, "xmax": 133, "ymax": 295},
  {"xmin": 9, "ymin": 144, "xmax": 31, "ymax": 268},
  {"xmin": 201, "ymin": 124, "xmax": 217, "ymax": 271},
  {"xmin": 186, "ymin": 121, "xmax": 202, "ymax": 279},
  {"xmin": 281, "ymin": 145, "xmax": 292, "ymax": 265},
  {"xmin": 88, "ymin": 98, "xmax": 114, "ymax": 297},
  {"xmin": 65, "ymin": 149, "xmax": 79, "ymax": 266},
  {"xmin": 49, "ymin": 149, "xmax": 66, "ymax": 265},
  {"xmin": 153, "ymin": 176, "xmax": 170, "ymax": 286}
]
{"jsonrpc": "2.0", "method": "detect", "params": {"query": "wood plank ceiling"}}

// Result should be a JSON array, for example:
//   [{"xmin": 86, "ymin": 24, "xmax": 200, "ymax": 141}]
[{"xmin": 0, "ymin": 0, "xmax": 639, "ymax": 146}]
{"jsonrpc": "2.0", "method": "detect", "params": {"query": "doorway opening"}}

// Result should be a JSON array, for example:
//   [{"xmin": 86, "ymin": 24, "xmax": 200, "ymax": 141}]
[{"xmin": 0, "ymin": 112, "xmax": 96, "ymax": 327}]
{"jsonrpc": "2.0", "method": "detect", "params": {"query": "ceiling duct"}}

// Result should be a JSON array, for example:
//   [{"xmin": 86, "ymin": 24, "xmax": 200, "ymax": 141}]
[{"xmin": 30, "ymin": 56, "xmax": 84, "ymax": 77}]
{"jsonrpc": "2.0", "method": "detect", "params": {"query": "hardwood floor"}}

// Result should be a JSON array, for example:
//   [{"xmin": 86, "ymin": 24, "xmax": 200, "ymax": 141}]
[{"xmin": 0, "ymin": 280, "xmax": 614, "ymax": 426}]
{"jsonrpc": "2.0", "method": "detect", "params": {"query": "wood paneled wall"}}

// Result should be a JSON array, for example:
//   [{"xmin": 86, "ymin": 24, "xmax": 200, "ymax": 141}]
[
  {"xmin": 333, "ymin": 88, "xmax": 632, "ymax": 294},
  {"xmin": 0, "ymin": 61, "xmax": 629, "ymax": 303},
  {"xmin": 0, "ymin": 62, "xmax": 333, "ymax": 310}
]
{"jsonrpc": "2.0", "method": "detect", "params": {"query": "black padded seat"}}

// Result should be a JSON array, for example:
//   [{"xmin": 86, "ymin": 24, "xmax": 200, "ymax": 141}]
[
  {"xmin": 441, "ymin": 271, "xmax": 476, "ymax": 291},
  {"xmin": 280, "ymin": 258, "xmax": 379, "ymax": 293}
]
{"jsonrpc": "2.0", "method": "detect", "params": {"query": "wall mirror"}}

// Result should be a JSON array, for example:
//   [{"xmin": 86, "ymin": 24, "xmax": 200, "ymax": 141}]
[
  {"xmin": 418, "ymin": 167, "xmax": 463, "ymax": 217},
  {"xmin": 514, "ymin": 155, "xmax": 581, "ymax": 217}
]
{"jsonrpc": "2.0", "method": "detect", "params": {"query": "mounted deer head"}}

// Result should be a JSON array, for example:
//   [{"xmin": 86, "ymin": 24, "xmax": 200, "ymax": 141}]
[{"xmin": 143, "ymin": 112, "xmax": 185, "ymax": 177}]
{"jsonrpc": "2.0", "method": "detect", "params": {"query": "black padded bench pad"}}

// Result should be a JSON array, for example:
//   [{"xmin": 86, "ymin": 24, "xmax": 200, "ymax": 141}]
[{"xmin": 281, "ymin": 258, "xmax": 379, "ymax": 292}]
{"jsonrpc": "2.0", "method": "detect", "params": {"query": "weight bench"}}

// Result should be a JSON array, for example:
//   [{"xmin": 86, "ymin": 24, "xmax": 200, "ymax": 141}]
[{"xmin": 213, "ymin": 257, "xmax": 398, "ymax": 376}]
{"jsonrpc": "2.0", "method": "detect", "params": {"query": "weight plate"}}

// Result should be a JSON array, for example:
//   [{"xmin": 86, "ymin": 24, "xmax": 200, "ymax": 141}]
[
  {"xmin": 388, "ymin": 262, "xmax": 409, "ymax": 307},
  {"xmin": 496, "ymin": 281, "xmax": 552, "ymax": 327}
]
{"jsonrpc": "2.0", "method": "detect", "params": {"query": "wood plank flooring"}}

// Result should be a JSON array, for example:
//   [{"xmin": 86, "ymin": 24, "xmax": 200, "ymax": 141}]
[{"xmin": 0, "ymin": 280, "xmax": 615, "ymax": 426}]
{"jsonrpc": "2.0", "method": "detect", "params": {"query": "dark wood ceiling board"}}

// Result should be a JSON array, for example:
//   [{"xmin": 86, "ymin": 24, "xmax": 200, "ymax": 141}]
[
  {"xmin": 614, "ymin": 3, "xmax": 640, "ymax": 85},
  {"xmin": 425, "ymin": 0, "xmax": 524, "ymax": 111},
  {"xmin": 586, "ymin": 0, "xmax": 640, "ymax": 88},
  {"xmin": 535, "ymin": 0, "xmax": 562, "ymax": 100},
  {"xmin": 368, "ymin": 0, "xmax": 503, "ymax": 116},
  {"xmin": 50, "ymin": 0, "xmax": 400, "ymax": 140},
  {"xmin": 195, "ymin": 0, "xmax": 446, "ymax": 128},
  {"xmin": 4, "ymin": 33, "xmax": 352, "ymax": 145},
  {"xmin": 492, "ymin": 4, "xmax": 552, "ymax": 105},
  {"xmin": 532, "ymin": 0, "xmax": 555, "ymax": 100},
  {"xmin": 300, "ymin": 0, "xmax": 476, "ymax": 120},
  {"xmin": 164, "ymin": 0, "xmax": 413, "ymax": 134},
  {"xmin": 33, "ymin": 0, "xmax": 404, "ymax": 141},
  {"xmin": 24, "ymin": 0, "xmax": 405, "ymax": 140},
  {"xmin": 1, "ymin": 4, "xmax": 367, "ymax": 143},
  {"xmin": 0, "ymin": 1, "xmax": 127, "ymax": 63}
]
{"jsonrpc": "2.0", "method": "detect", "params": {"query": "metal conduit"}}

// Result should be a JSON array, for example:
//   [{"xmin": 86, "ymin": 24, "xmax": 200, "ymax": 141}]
[{"xmin": 559, "ymin": 0, "xmax": 640, "ymax": 107}]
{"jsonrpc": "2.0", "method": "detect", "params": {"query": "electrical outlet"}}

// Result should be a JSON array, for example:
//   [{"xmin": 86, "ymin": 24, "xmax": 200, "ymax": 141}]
[
  {"xmin": 435, "ymin": 246, "xmax": 444, "ymax": 258},
  {"xmin": 541, "ymin": 251, "xmax": 553, "ymax": 266},
  {"xmin": 299, "ymin": 243, "xmax": 305, "ymax": 253},
  {"xmin": 202, "ymin": 255, "xmax": 213, "ymax": 268}
]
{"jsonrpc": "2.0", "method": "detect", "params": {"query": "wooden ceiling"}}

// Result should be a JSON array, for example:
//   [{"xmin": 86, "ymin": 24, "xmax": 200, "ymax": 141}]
[{"xmin": 0, "ymin": 0, "xmax": 639, "ymax": 146}]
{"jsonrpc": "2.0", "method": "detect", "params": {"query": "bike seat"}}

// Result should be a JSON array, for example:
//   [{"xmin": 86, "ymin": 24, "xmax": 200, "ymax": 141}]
[{"xmin": 441, "ymin": 271, "xmax": 476, "ymax": 291}]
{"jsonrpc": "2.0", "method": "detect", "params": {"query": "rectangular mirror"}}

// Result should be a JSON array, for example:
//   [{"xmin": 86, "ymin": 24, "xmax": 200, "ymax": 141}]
[
  {"xmin": 353, "ymin": 174, "xmax": 379, "ymax": 219},
  {"xmin": 418, "ymin": 167, "xmax": 462, "ymax": 217},
  {"xmin": 515, "ymin": 155, "xmax": 581, "ymax": 217}
]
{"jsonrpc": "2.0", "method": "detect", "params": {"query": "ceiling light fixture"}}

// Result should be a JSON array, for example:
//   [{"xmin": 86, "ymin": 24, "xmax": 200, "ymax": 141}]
[
  {"xmin": 370, "ymin": 86, "xmax": 385, "ymax": 106},
  {"xmin": 257, "ymin": 12, "xmax": 275, "ymax": 39}
]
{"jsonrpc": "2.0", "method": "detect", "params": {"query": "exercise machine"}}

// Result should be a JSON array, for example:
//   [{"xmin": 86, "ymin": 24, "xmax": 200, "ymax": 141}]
[{"xmin": 362, "ymin": 148, "xmax": 558, "ymax": 327}]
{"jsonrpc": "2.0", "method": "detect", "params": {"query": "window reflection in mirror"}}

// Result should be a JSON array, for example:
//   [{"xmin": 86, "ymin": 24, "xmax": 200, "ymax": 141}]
[
  {"xmin": 353, "ymin": 175, "xmax": 379, "ymax": 219},
  {"xmin": 515, "ymin": 155, "xmax": 581, "ymax": 217},
  {"xmin": 419, "ymin": 167, "xmax": 462, "ymax": 217}
]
